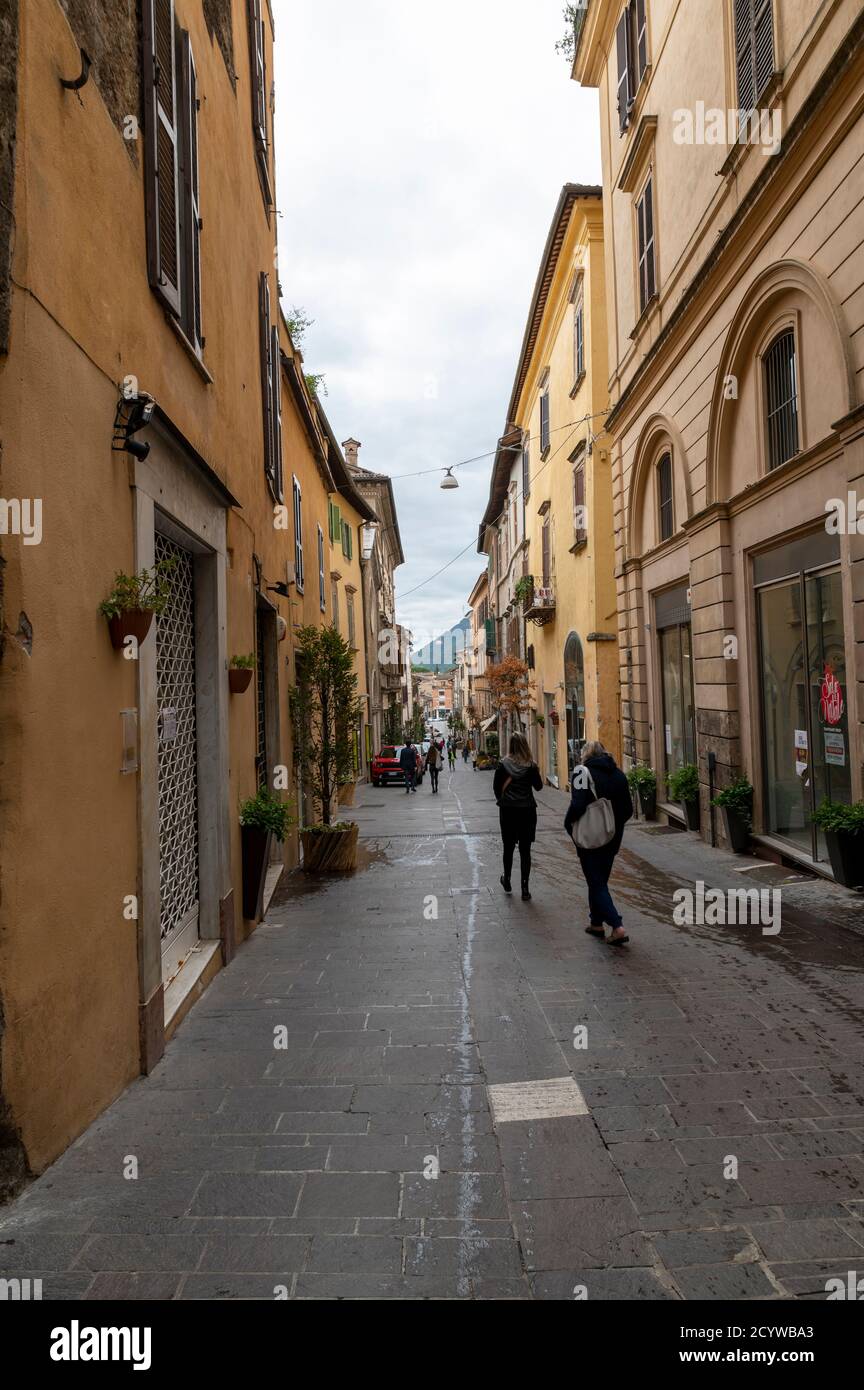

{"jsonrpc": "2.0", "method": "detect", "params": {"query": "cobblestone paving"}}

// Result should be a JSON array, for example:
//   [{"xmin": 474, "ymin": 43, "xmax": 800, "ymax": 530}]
[{"xmin": 2, "ymin": 765, "xmax": 864, "ymax": 1300}]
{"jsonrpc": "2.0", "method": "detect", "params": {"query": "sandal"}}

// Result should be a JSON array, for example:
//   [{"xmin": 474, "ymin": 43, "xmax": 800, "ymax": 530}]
[
  {"xmin": 607, "ymin": 932, "xmax": 630, "ymax": 947},
  {"xmin": 585, "ymin": 927, "xmax": 605, "ymax": 937}
]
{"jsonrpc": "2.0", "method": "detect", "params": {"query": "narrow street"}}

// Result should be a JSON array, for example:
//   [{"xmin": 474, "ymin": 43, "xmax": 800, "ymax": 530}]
[{"xmin": 2, "ymin": 764, "xmax": 863, "ymax": 1301}]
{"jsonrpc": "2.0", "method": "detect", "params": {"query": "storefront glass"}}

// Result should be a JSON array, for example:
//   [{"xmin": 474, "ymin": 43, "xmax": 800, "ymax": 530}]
[
  {"xmin": 756, "ymin": 534, "xmax": 849, "ymax": 863},
  {"xmin": 564, "ymin": 631, "xmax": 586, "ymax": 779},
  {"xmin": 658, "ymin": 624, "xmax": 696, "ymax": 775}
]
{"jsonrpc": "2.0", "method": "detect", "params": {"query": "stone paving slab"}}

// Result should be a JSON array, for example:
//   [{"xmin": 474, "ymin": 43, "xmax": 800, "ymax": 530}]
[{"xmin": 1, "ymin": 764, "xmax": 863, "ymax": 1300}]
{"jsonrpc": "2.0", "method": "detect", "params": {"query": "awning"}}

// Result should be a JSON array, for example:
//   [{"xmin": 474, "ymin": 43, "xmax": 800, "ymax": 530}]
[{"xmin": 480, "ymin": 714, "xmax": 498, "ymax": 732}]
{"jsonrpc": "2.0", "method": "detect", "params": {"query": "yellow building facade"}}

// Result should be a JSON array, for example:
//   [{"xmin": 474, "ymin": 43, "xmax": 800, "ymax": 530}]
[{"xmin": 499, "ymin": 185, "xmax": 620, "ymax": 786}]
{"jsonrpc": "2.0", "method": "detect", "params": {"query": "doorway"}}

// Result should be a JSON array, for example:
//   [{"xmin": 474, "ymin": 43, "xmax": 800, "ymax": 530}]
[
  {"xmin": 755, "ymin": 534, "xmax": 849, "ymax": 862},
  {"xmin": 155, "ymin": 530, "xmax": 200, "ymax": 986}
]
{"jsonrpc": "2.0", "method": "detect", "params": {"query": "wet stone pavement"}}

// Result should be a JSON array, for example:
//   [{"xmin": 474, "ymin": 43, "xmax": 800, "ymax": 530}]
[{"xmin": 3, "ymin": 764, "xmax": 864, "ymax": 1300}]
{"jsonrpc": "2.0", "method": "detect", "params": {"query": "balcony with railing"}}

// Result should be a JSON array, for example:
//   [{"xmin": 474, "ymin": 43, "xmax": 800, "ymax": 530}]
[{"xmin": 520, "ymin": 574, "xmax": 556, "ymax": 627}]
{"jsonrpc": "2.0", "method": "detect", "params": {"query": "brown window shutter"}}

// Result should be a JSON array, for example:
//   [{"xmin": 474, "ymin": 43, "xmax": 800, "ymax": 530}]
[
  {"xmin": 270, "ymin": 323, "xmax": 284, "ymax": 503},
  {"xmin": 142, "ymin": 0, "xmax": 181, "ymax": 315},
  {"xmin": 541, "ymin": 519, "xmax": 550, "ymax": 587},
  {"xmin": 615, "ymin": 11, "xmax": 630, "ymax": 133},
  {"xmin": 259, "ymin": 272, "xmax": 274, "ymax": 491},
  {"xmin": 179, "ymin": 33, "xmax": 203, "ymax": 351},
  {"xmin": 248, "ymin": 0, "xmax": 268, "ymax": 153}
]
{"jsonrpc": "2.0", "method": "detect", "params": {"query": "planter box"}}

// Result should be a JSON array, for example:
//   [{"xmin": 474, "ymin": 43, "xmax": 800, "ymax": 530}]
[
  {"xmin": 720, "ymin": 805, "xmax": 751, "ymax": 854},
  {"xmin": 637, "ymin": 786, "xmax": 656, "ymax": 821},
  {"xmin": 824, "ymin": 829, "xmax": 864, "ymax": 888},
  {"xmin": 229, "ymin": 667, "xmax": 254, "ymax": 694},
  {"xmin": 301, "ymin": 822, "xmax": 359, "ymax": 873},
  {"xmin": 681, "ymin": 798, "xmax": 701, "ymax": 832},
  {"xmin": 107, "ymin": 609, "xmax": 154, "ymax": 650},
  {"xmin": 241, "ymin": 825, "xmax": 272, "ymax": 920},
  {"xmin": 338, "ymin": 782, "xmax": 356, "ymax": 807}
]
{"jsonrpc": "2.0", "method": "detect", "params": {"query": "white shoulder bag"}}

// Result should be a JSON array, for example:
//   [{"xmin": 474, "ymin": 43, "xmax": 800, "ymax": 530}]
[{"xmin": 570, "ymin": 767, "xmax": 616, "ymax": 850}]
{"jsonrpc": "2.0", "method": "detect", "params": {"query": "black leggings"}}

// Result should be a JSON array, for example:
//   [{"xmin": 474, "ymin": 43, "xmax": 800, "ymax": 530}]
[
  {"xmin": 429, "ymin": 765, "xmax": 439, "ymax": 791},
  {"xmin": 500, "ymin": 812, "xmax": 536, "ymax": 883}
]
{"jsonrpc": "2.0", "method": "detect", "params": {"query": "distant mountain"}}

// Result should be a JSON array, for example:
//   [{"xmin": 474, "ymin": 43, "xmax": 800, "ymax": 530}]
[{"xmin": 413, "ymin": 618, "xmax": 470, "ymax": 672}]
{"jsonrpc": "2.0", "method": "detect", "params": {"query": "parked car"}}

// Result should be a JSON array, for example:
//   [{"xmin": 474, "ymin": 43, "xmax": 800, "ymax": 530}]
[{"xmin": 371, "ymin": 745, "xmax": 424, "ymax": 787}]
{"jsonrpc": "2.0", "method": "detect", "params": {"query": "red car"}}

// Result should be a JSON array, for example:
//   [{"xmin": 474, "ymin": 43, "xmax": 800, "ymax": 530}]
[{"xmin": 371, "ymin": 745, "xmax": 424, "ymax": 787}]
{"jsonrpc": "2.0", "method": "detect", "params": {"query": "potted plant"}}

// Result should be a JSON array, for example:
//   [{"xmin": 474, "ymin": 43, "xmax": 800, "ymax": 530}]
[
  {"xmin": 99, "ymin": 559, "xmax": 175, "ymax": 650},
  {"xmin": 811, "ymin": 799, "xmax": 864, "ymax": 888},
  {"xmin": 534, "ymin": 711, "xmax": 546, "ymax": 728},
  {"xmin": 514, "ymin": 574, "xmax": 534, "ymax": 608},
  {"xmin": 291, "ymin": 624, "xmax": 363, "ymax": 873},
  {"xmin": 627, "ymin": 764, "xmax": 657, "ymax": 820},
  {"xmin": 667, "ymin": 763, "xmax": 700, "ymax": 831},
  {"xmin": 711, "ymin": 774, "xmax": 753, "ymax": 853},
  {"xmin": 229, "ymin": 653, "xmax": 255, "ymax": 693},
  {"xmin": 239, "ymin": 787, "xmax": 294, "ymax": 919}
]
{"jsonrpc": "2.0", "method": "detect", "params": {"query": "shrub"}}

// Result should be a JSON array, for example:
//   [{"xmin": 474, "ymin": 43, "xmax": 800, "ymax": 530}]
[
  {"xmin": 239, "ymin": 788, "xmax": 294, "ymax": 842},
  {"xmin": 667, "ymin": 763, "xmax": 699, "ymax": 803},
  {"xmin": 811, "ymin": 799, "xmax": 864, "ymax": 835},
  {"xmin": 626, "ymin": 765, "xmax": 657, "ymax": 793},
  {"xmin": 711, "ymin": 775, "xmax": 754, "ymax": 828}
]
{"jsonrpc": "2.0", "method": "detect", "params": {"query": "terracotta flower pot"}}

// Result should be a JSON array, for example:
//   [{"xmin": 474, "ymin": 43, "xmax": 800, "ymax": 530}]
[
  {"xmin": 107, "ymin": 608, "xmax": 154, "ymax": 650},
  {"xmin": 229, "ymin": 667, "xmax": 254, "ymax": 694},
  {"xmin": 301, "ymin": 822, "xmax": 359, "ymax": 873}
]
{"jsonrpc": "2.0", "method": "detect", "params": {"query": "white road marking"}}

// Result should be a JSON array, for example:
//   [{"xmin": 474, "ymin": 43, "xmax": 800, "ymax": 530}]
[{"xmin": 488, "ymin": 1077, "xmax": 589, "ymax": 1124}]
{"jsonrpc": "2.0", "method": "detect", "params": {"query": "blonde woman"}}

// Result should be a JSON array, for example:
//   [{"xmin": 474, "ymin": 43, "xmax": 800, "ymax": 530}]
[
  {"xmin": 565, "ymin": 740, "xmax": 633, "ymax": 945},
  {"xmin": 493, "ymin": 733, "xmax": 543, "ymax": 900}
]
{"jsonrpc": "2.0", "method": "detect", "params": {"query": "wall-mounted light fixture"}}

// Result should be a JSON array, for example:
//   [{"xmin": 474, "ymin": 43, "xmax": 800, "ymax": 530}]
[{"xmin": 113, "ymin": 393, "xmax": 155, "ymax": 461}]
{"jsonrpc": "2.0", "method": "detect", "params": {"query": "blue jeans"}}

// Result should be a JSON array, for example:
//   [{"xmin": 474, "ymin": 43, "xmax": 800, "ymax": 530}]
[
  {"xmin": 404, "ymin": 769, "xmax": 416, "ymax": 792},
  {"xmin": 577, "ymin": 845, "xmax": 623, "ymax": 928}
]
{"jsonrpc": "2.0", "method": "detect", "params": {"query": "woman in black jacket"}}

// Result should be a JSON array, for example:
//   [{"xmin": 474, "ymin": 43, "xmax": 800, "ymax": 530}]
[
  {"xmin": 494, "ymin": 733, "xmax": 543, "ymax": 900},
  {"xmin": 564, "ymin": 741, "xmax": 633, "ymax": 945}
]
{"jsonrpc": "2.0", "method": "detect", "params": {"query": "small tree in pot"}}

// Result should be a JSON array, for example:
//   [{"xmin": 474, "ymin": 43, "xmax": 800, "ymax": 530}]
[
  {"xmin": 627, "ymin": 764, "xmax": 657, "ymax": 820},
  {"xmin": 667, "ymin": 763, "xmax": 700, "ymax": 831},
  {"xmin": 812, "ymin": 799, "xmax": 864, "ymax": 888},
  {"xmin": 711, "ymin": 774, "xmax": 753, "ymax": 853},
  {"xmin": 292, "ymin": 624, "xmax": 363, "ymax": 872},
  {"xmin": 239, "ymin": 787, "xmax": 294, "ymax": 920}
]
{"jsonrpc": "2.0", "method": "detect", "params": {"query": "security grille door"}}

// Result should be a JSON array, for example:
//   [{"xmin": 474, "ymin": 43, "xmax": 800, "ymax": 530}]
[{"xmin": 155, "ymin": 532, "xmax": 200, "ymax": 968}]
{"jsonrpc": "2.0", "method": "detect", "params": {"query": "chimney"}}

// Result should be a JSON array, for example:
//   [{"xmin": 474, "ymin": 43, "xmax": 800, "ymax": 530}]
[{"xmin": 342, "ymin": 437, "xmax": 361, "ymax": 472}]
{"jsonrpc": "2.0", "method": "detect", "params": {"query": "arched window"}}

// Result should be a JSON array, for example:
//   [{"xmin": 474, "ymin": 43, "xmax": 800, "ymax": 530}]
[
  {"xmin": 764, "ymin": 330, "xmax": 799, "ymax": 470},
  {"xmin": 564, "ymin": 632, "xmax": 586, "ymax": 778},
  {"xmin": 657, "ymin": 451, "xmax": 673, "ymax": 541}
]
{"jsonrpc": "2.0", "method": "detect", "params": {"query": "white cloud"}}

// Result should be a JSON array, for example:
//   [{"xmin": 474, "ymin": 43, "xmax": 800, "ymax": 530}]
[{"xmin": 274, "ymin": 0, "xmax": 601, "ymax": 640}]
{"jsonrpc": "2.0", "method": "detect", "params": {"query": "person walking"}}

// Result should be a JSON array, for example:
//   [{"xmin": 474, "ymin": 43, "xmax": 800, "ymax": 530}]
[
  {"xmin": 447, "ymin": 740, "xmax": 456, "ymax": 771},
  {"xmin": 462, "ymin": 743, "xmax": 470, "ymax": 764},
  {"xmin": 425, "ymin": 739, "xmax": 441, "ymax": 794},
  {"xmin": 564, "ymin": 740, "xmax": 633, "ymax": 945},
  {"xmin": 493, "ymin": 733, "xmax": 543, "ymax": 901},
  {"xmin": 399, "ymin": 740, "xmax": 418, "ymax": 794}
]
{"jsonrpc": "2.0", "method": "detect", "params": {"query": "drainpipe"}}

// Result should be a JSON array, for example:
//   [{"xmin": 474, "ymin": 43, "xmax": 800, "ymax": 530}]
[{"xmin": 707, "ymin": 750, "xmax": 717, "ymax": 847}]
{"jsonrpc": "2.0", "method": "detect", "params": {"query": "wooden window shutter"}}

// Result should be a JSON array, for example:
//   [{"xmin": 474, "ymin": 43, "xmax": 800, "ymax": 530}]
[
  {"xmin": 248, "ymin": 0, "xmax": 268, "ymax": 153},
  {"xmin": 143, "ymin": 0, "xmax": 181, "ymax": 314},
  {"xmin": 541, "ymin": 519, "xmax": 551, "ymax": 587},
  {"xmin": 734, "ymin": 0, "xmax": 774, "ymax": 111},
  {"xmin": 615, "ymin": 11, "xmax": 630, "ymax": 133},
  {"xmin": 522, "ymin": 445, "xmax": 530, "ymax": 502},
  {"xmin": 574, "ymin": 464, "xmax": 587, "ymax": 543},
  {"xmin": 259, "ymin": 272, "xmax": 275, "ymax": 494},
  {"xmin": 317, "ymin": 525, "xmax": 326, "ymax": 610},
  {"xmin": 270, "ymin": 325, "xmax": 283, "ymax": 502},
  {"xmin": 635, "ymin": 0, "xmax": 647, "ymax": 81},
  {"xmin": 293, "ymin": 476, "xmax": 304, "ymax": 591},
  {"xmin": 179, "ymin": 33, "xmax": 203, "ymax": 351}
]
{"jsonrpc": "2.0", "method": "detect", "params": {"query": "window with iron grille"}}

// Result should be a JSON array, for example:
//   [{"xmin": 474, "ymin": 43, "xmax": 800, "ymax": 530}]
[
  {"xmin": 735, "ymin": 0, "xmax": 774, "ymax": 112},
  {"xmin": 764, "ymin": 330, "xmax": 799, "ymax": 470},
  {"xmin": 317, "ymin": 525, "xmax": 325, "ymax": 611},
  {"xmin": 292, "ymin": 475, "xmax": 304, "ymax": 591},
  {"xmin": 657, "ymin": 452, "xmax": 674, "ymax": 540},
  {"xmin": 636, "ymin": 175, "xmax": 656, "ymax": 313},
  {"xmin": 142, "ymin": 1, "xmax": 203, "ymax": 353}
]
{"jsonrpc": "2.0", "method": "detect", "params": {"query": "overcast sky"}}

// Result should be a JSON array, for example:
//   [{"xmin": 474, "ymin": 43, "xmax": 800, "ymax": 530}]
[{"xmin": 275, "ymin": 0, "xmax": 601, "ymax": 651}]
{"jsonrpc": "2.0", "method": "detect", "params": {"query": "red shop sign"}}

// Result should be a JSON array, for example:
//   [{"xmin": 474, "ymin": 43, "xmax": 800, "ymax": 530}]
[{"xmin": 820, "ymin": 665, "xmax": 844, "ymax": 726}]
